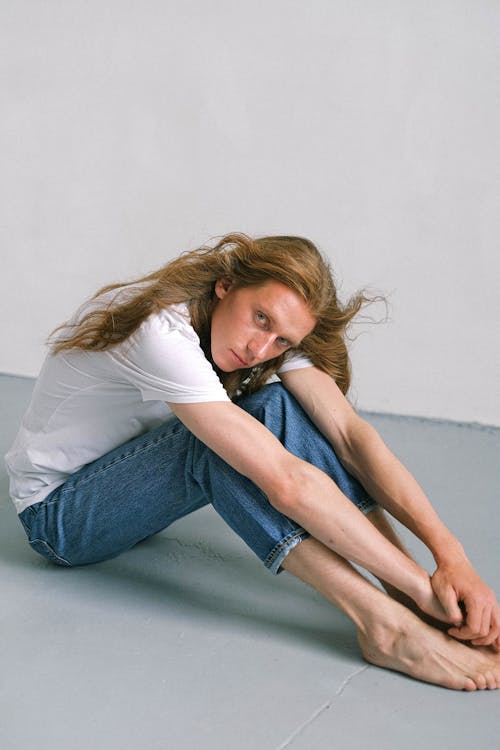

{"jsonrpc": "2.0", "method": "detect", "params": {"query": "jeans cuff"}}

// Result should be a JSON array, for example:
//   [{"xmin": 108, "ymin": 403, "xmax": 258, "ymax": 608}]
[
  {"xmin": 358, "ymin": 498, "xmax": 379, "ymax": 515},
  {"xmin": 264, "ymin": 528, "xmax": 311, "ymax": 575}
]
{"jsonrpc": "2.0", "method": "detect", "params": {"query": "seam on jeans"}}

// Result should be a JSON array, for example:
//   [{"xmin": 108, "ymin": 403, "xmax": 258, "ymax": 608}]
[
  {"xmin": 28, "ymin": 500, "xmax": 46, "ymax": 520},
  {"xmin": 264, "ymin": 528, "xmax": 307, "ymax": 569},
  {"xmin": 29, "ymin": 538, "xmax": 72, "ymax": 567},
  {"xmin": 58, "ymin": 424, "xmax": 185, "ymax": 494}
]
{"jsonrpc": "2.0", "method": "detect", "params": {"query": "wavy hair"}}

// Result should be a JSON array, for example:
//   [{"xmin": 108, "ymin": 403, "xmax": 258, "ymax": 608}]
[{"xmin": 49, "ymin": 233, "xmax": 373, "ymax": 396}]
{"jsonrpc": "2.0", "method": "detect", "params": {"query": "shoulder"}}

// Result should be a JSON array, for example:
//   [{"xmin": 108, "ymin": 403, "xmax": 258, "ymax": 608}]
[
  {"xmin": 117, "ymin": 301, "xmax": 199, "ymax": 360},
  {"xmin": 111, "ymin": 303, "xmax": 229, "ymax": 403},
  {"xmin": 144, "ymin": 302, "xmax": 197, "ymax": 340},
  {"xmin": 128, "ymin": 302, "xmax": 200, "ymax": 358}
]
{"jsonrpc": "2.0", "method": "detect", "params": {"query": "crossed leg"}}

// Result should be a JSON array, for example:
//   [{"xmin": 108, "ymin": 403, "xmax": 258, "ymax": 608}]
[
  {"xmin": 364, "ymin": 508, "xmax": 447, "ymax": 624},
  {"xmin": 280, "ymin": 509, "xmax": 500, "ymax": 691}
]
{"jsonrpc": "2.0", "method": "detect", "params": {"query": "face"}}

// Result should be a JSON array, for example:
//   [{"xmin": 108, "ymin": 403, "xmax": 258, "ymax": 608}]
[{"xmin": 210, "ymin": 279, "xmax": 317, "ymax": 372}]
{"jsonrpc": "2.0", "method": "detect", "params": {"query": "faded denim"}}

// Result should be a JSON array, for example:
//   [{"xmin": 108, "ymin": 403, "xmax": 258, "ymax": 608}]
[{"xmin": 18, "ymin": 383, "xmax": 377, "ymax": 573}]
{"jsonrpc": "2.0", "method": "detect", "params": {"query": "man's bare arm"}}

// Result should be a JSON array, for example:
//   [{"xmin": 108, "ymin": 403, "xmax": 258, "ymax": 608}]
[
  {"xmin": 168, "ymin": 399, "xmax": 443, "ymax": 619},
  {"xmin": 280, "ymin": 365, "xmax": 500, "ymax": 649}
]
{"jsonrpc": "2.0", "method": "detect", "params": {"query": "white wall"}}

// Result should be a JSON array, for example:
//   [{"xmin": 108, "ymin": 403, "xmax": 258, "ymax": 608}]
[{"xmin": 2, "ymin": 1, "xmax": 499, "ymax": 425}]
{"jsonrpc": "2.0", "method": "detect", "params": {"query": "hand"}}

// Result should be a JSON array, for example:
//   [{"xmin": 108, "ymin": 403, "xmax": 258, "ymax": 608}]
[{"xmin": 431, "ymin": 557, "xmax": 500, "ymax": 651}]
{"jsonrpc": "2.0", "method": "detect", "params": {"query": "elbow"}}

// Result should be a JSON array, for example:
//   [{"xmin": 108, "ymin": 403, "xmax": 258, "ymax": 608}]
[{"xmin": 266, "ymin": 456, "xmax": 315, "ymax": 517}]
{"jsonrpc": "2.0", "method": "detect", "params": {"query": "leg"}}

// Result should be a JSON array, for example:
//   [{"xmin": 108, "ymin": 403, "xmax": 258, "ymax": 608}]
[
  {"xmin": 18, "ymin": 416, "xmax": 211, "ymax": 566},
  {"xmin": 188, "ymin": 382, "xmax": 378, "ymax": 572},
  {"xmin": 365, "ymin": 508, "xmax": 457, "ymax": 631},
  {"xmin": 366, "ymin": 508, "xmax": 423, "ymax": 609},
  {"xmin": 234, "ymin": 384, "xmax": 378, "ymax": 518},
  {"xmin": 365, "ymin": 507, "xmax": 411, "ymax": 557},
  {"xmin": 281, "ymin": 537, "xmax": 500, "ymax": 691},
  {"xmin": 17, "ymin": 385, "xmax": 500, "ymax": 688},
  {"xmin": 15, "ymin": 384, "xmax": 402, "ymax": 571},
  {"xmin": 18, "ymin": 385, "xmax": 315, "ymax": 568}
]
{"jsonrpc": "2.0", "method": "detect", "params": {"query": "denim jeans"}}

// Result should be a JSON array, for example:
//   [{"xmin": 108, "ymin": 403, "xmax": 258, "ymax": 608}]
[{"xmin": 18, "ymin": 383, "xmax": 377, "ymax": 573}]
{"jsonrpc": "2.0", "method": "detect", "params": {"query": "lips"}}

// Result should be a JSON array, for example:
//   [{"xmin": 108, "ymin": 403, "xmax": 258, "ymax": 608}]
[{"xmin": 231, "ymin": 350, "xmax": 249, "ymax": 367}]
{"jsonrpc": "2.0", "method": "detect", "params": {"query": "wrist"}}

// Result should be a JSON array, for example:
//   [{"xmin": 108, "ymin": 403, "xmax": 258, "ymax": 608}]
[{"xmin": 432, "ymin": 536, "xmax": 467, "ymax": 567}]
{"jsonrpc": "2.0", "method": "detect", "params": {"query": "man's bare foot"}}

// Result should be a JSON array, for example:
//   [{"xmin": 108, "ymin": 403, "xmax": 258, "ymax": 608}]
[
  {"xmin": 358, "ymin": 608, "xmax": 500, "ymax": 691},
  {"xmin": 280, "ymin": 536, "xmax": 499, "ymax": 687}
]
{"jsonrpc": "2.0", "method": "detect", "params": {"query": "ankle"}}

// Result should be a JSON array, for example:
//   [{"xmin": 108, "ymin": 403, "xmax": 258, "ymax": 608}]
[
  {"xmin": 358, "ymin": 622, "xmax": 396, "ymax": 660},
  {"xmin": 360, "ymin": 601, "xmax": 416, "ymax": 649},
  {"xmin": 359, "ymin": 612, "xmax": 419, "ymax": 664}
]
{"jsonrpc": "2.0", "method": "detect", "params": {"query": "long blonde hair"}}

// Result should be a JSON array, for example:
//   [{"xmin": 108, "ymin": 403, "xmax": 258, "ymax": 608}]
[{"xmin": 49, "ymin": 233, "xmax": 372, "ymax": 396}]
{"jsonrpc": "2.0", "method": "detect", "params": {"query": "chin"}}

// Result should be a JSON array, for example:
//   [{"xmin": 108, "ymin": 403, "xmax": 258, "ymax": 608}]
[{"xmin": 211, "ymin": 354, "xmax": 231, "ymax": 373}]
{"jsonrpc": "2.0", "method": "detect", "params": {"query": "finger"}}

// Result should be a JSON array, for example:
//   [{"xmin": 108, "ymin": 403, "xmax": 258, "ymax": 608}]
[
  {"xmin": 456, "ymin": 608, "xmax": 500, "ymax": 653},
  {"xmin": 461, "ymin": 597, "xmax": 483, "ymax": 637},
  {"xmin": 477, "ymin": 603, "xmax": 493, "ymax": 639},
  {"xmin": 437, "ymin": 586, "xmax": 463, "ymax": 626},
  {"xmin": 447, "ymin": 624, "xmax": 476, "ymax": 640},
  {"xmin": 447, "ymin": 622, "xmax": 489, "ymax": 641},
  {"xmin": 471, "ymin": 633, "xmax": 497, "ymax": 647},
  {"xmin": 491, "ymin": 606, "xmax": 500, "ymax": 637},
  {"xmin": 485, "ymin": 613, "xmax": 500, "ymax": 649},
  {"xmin": 451, "ymin": 602, "xmax": 495, "ymax": 642}
]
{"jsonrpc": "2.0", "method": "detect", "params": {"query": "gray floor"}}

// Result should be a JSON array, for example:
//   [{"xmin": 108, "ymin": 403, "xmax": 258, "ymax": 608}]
[{"xmin": 1, "ymin": 373, "xmax": 499, "ymax": 750}]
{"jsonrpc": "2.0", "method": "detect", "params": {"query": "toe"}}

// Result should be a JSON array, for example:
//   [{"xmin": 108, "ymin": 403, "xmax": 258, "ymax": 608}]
[
  {"xmin": 492, "ymin": 668, "xmax": 500, "ymax": 689},
  {"xmin": 484, "ymin": 670, "xmax": 496, "ymax": 690},
  {"xmin": 473, "ymin": 672, "xmax": 487, "ymax": 690},
  {"xmin": 463, "ymin": 677, "xmax": 477, "ymax": 692}
]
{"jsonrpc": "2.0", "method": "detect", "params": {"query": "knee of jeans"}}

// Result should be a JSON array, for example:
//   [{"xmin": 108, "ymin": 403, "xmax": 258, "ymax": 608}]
[
  {"xmin": 238, "ymin": 384, "xmax": 312, "ymax": 451},
  {"xmin": 237, "ymin": 383, "xmax": 300, "ymax": 425}
]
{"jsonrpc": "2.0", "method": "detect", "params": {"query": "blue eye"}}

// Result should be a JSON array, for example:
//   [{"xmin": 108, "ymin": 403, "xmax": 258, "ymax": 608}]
[
  {"xmin": 277, "ymin": 337, "xmax": 290, "ymax": 347},
  {"xmin": 256, "ymin": 311, "xmax": 267, "ymax": 324}
]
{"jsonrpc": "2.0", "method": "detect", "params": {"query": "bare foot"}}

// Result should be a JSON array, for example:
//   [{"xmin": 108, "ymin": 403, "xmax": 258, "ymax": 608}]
[{"xmin": 358, "ymin": 609, "xmax": 500, "ymax": 691}]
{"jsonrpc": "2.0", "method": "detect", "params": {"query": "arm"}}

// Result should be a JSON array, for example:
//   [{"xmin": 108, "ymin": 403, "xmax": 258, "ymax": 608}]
[
  {"xmin": 280, "ymin": 365, "xmax": 500, "ymax": 648},
  {"xmin": 168, "ymin": 399, "xmax": 441, "ymax": 618}
]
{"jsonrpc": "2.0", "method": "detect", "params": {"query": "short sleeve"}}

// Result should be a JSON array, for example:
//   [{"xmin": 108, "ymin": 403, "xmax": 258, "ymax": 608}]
[
  {"xmin": 110, "ymin": 305, "xmax": 230, "ymax": 404},
  {"xmin": 277, "ymin": 351, "xmax": 314, "ymax": 373}
]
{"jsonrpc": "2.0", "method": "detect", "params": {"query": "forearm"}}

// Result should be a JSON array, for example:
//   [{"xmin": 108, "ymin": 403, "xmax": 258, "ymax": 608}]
[
  {"xmin": 279, "ymin": 369, "xmax": 498, "ymax": 642},
  {"xmin": 280, "ymin": 368, "xmax": 465, "ymax": 566},
  {"xmin": 342, "ymin": 419, "xmax": 466, "ymax": 564},
  {"xmin": 170, "ymin": 398, "xmax": 435, "ymax": 610},
  {"xmin": 339, "ymin": 420, "xmax": 500, "ymax": 646},
  {"xmin": 273, "ymin": 458, "xmax": 432, "ymax": 607}
]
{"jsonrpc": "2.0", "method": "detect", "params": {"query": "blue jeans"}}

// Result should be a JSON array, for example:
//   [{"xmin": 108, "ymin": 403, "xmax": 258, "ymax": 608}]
[{"xmin": 18, "ymin": 383, "xmax": 377, "ymax": 573}]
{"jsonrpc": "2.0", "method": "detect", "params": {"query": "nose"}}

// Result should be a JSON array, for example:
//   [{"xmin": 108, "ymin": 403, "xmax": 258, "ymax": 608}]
[{"xmin": 247, "ymin": 332, "xmax": 274, "ymax": 361}]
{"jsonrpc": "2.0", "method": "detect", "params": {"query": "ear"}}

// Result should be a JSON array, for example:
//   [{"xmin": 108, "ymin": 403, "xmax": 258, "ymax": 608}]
[{"xmin": 214, "ymin": 277, "xmax": 234, "ymax": 300}]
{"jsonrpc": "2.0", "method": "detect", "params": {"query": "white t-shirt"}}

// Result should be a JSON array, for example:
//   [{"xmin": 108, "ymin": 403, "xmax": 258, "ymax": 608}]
[{"xmin": 5, "ymin": 297, "xmax": 312, "ymax": 514}]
